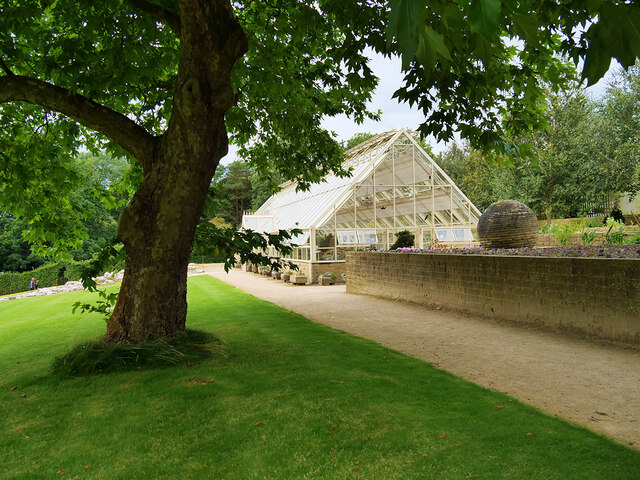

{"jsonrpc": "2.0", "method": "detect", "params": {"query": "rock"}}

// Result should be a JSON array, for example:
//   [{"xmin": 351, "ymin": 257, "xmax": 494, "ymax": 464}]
[{"xmin": 477, "ymin": 200, "xmax": 539, "ymax": 249}]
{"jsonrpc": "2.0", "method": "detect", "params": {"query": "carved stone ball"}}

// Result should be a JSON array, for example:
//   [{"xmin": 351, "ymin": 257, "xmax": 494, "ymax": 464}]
[{"xmin": 477, "ymin": 200, "xmax": 539, "ymax": 248}]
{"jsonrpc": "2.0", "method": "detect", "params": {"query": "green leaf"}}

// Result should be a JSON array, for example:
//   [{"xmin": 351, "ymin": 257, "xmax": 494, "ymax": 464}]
[
  {"xmin": 511, "ymin": 13, "xmax": 540, "ymax": 46},
  {"xmin": 423, "ymin": 26, "xmax": 452, "ymax": 62},
  {"xmin": 470, "ymin": 0, "xmax": 502, "ymax": 41},
  {"xmin": 387, "ymin": 0, "xmax": 428, "ymax": 68}
]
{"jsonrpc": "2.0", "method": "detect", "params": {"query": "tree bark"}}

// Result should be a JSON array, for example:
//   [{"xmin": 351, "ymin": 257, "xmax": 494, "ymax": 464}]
[{"xmin": 104, "ymin": 0, "xmax": 247, "ymax": 343}]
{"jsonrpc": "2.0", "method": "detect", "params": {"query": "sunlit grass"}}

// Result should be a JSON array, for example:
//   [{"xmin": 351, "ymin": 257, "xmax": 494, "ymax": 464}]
[{"xmin": 0, "ymin": 275, "xmax": 638, "ymax": 479}]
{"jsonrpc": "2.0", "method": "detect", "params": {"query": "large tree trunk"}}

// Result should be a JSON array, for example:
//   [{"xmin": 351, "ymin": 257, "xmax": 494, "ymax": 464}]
[{"xmin": 104, "ymin": 0, "xmax": 247, "ymax": 343}]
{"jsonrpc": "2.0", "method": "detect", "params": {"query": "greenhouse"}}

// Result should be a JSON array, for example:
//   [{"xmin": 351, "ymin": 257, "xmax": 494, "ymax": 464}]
[{"xmin": 242, "ymin": 128, "xmax": 481, "ymax": 282}]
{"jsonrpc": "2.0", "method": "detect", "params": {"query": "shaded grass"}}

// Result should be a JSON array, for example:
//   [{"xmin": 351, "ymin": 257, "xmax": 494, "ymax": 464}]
[{"xmin": 0, "ymin": 275, "xmax": 638, "ymax": 479}]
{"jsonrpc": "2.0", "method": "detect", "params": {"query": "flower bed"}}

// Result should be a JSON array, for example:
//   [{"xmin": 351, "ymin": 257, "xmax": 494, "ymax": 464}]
[{"xmin": 391, "ymin": 244, "xmax": 640, "ymax": 259}]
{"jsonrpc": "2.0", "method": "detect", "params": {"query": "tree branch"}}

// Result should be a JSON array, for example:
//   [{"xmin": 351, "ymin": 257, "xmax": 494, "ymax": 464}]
[
  {"xmin": 0, "ymin": 75, "xmax": 156, "ymax": 169},
  {"xmin": 124, "ymin": 0, "xmax": 181, "ymax": 36},
  {"xmin": 0, "ymin": 58, "xmax": 14, "ymax": 76}
]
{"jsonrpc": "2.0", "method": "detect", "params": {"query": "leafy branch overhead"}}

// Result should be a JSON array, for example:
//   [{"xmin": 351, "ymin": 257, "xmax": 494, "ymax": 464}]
[
  {"xmin": 194, "ymin": 223, "xmax": 301, "ymax": 273},
  {"xmin": 1, "ymin": 0, "xmax": 638, "ymax": 344},
  {"xmin": 386, "ymin": 0, "xmax": 640, "ymax": 151}
]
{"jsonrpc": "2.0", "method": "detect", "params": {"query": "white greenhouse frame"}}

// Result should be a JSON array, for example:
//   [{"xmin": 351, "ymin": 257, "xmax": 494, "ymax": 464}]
[{"xmin": 242, "ymin": 128, "xmax": 482, "ymax": 281}]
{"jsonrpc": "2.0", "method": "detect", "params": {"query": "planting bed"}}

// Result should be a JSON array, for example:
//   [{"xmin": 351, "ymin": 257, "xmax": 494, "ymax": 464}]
[{"xmin": 394, "ymin": 244, "xmax": 640, "ymax": 258}]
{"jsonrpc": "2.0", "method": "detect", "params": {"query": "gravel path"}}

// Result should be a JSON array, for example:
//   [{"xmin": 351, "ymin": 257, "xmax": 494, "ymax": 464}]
[{"xmin": 202, "ymin": 264, "xmax": 640, "ymax": 451}]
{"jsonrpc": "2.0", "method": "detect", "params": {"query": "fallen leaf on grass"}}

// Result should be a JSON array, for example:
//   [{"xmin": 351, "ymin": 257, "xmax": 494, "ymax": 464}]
[
  {"xmin": 331, "ymin": 452, "xmax": 337, "ymax": 457},
  {"xmin": 525, "ymin": 433, "xmax": 533, "ymax": 437},
  {"xmin": 354, "ymin": 467, "xmax": 361, "ymax": 471},
  {"xmin": 455, "ymin": 444, "xmax": 464, "ymax": 447},
  {"xmin": 494, "ymin": 406, "xmax": 504, "ymax": 409},
  {"xmin": 57, "ymin": 471, "xmax": 65, "ymax": 475},
  {"xmin": 331, "ymin": 424, "xmax": 337, "ymax": 430},
  {"xmin": 84, "ymin": 466, "xmax": 92, "ymax": 469},
  {"xmin": 255, "ymin": 421, "xmax": 263, "ymax": 426},
  {"xmin": 11, "ymin": 386, "xmax": 19, "ymax": 391},
  {"xmin": 437, "ymin": 433, "xmax": 447, "ymax": 438},
  {"xmin": 187, "ymin": 378, "xmax": 216, "ymax": 385}
]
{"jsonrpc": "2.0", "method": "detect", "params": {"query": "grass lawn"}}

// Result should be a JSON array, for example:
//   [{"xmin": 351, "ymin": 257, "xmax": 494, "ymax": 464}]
[{"xmin": 1, "ymin": 275, "xmax": 639, "ymax": 479}]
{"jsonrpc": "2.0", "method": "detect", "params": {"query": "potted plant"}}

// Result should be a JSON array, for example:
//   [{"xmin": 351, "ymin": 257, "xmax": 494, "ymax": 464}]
[{"xmin": 319, "ymin": 272, "xmax": 337, "ymax": 285}]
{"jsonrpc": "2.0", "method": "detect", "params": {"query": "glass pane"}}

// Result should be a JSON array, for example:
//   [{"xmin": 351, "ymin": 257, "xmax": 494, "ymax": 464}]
[
  {"xmin": 453, "ymin": 228, "xmax": 473, "ymax": 241},
  {"xmin": 357, "ymin": 229, "xmax": 378, "ymax": 244},
  {"xmin": 337, "ymin": 230, "xmax": 357, "ymax": 244},
  {"xmin": 316, "ymin": 231, "xmax": 335, "ymax": 248},
  {"xmin": 435, "ymin": 228, "xmax": 454, "ymax": 242}
]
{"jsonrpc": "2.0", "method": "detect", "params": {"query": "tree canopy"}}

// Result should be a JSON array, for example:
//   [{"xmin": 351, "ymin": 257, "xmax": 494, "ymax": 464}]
[
  {"xmin": 1, "ymin": 0, "xmax": 638, "ymax": 342},
  {"xmin": 437, "ymin": 69, "xmax": 640, "ymax": 219}
]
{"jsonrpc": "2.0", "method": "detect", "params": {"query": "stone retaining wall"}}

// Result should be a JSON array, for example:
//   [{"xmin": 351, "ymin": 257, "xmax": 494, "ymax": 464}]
[{"xmin": 346, "ymin": 252, "xmax": 640, "ymax": 345}]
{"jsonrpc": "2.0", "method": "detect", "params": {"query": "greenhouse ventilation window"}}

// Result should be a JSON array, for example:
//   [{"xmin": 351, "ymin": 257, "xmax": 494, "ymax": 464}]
[
  {"xmin": 357, "ymin": 229, "xmax": 378, "ymax": 245},
  {"xmin": 337, "ymin": 229, "xmax": 378, "ymax": 245},
  {"xmin": 289, "ymin": 231, "xmax": 310, "ymax": 245},
  {"xmin": 436, "ymin": 228, "xmax": 474, "ymax": 242},
  {"xmin": 337, "ymin": 230, "xmax": 357, "ymax": 244}
]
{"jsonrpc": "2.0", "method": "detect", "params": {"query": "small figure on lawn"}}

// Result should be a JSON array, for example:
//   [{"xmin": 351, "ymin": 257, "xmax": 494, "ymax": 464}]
[
  {"xmin": 35, "ymin": 279, "xmax": 39, "ymax": 290},
  {"xmin": 29, "ymin": 278, "xmax": 36, "ymax": 291}
]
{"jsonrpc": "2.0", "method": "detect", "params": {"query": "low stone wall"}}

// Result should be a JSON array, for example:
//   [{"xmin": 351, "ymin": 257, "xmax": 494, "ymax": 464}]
[
  {"xmin": 536, "ymin": 233, "xmax": 582, "ymax": 247},
  {"xmin": 346, "ymin": 252, "xmax": 640, "ymax": 345}
]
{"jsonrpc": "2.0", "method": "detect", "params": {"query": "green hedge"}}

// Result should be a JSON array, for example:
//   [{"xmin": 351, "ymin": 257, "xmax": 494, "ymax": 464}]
[
  {"xmin": 0, "ymin": 260, "xmax": 86, "ymax": 296},
  {"xmin": 189, "ymin": 253, "xmax": 226, "ymax": 264}
]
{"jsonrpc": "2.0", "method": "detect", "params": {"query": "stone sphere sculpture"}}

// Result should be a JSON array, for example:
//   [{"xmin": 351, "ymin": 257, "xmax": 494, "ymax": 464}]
[{"xmin": 477, "ymin": 200, "xmax": 539, "ymax": 248}]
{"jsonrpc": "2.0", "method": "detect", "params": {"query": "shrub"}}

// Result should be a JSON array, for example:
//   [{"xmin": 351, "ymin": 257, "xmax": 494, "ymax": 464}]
[
  {"xmin": 584, "ymin": 217, "xmax": 602, "ymax": 228},
  {"xmin": 320, "ymin": 272, "xmax": 337, "ymax": 279},
  {"xmin": 627, "ymin": 233, "xmax": 640, "ymax": 245},
  {"xmin": 0, "ymin": 260, "xmax": 85, "ymax": 296},
  {"xmin": 390, "ymin": 230, "xmax": 415, "ymax": 250},
  {"xmin": 606, "ymin": 207, "xmax": 625, "ymax": 224},
  {"xmin": 604, "ymin": 218, "xmax": 626, "ymax": 245},
  {"xmin": 580, "ymin": 229, "xmax": 598, "ymax": 246},
  {"xmin": 539, "ymin": 224, "xmax": 558, "ymax": 234},
  {"xmin": 553, "ymin": 224, "xmax": 576, "ymax": 246}
]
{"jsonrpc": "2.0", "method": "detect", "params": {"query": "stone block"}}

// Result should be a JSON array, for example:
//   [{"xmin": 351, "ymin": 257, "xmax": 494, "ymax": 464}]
[{"xmin": 290, "ymin": 275, "xmax": 307, "ymax": 285}]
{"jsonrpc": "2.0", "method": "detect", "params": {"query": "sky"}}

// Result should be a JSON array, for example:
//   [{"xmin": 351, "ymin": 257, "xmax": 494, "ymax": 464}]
[{"xmin": 222, "ymin": 52, "xmax": 618, "ymax": 165}]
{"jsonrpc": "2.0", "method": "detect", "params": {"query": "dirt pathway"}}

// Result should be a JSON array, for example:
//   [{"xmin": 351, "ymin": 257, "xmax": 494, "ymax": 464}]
[{"xmin": 202, "ymin": 265, "xmax": 640, "ymax": 450}]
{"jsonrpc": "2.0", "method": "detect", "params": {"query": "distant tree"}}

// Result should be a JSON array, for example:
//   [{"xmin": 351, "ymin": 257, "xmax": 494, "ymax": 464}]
[
  {"xmin": 0, "ymin": 216, "xmax": 46, "ymax": 272},
  {"xmin": 249, "ymin": 166, "xmax": 285, "ymax": 212},
  {"xmin": 437, "ymin": 144, "xmax": 512, "ymax": 212},
  {"xmin": 214, "ymin": 160, "xmax": 253, "ymax": 227},
  {"xmin": 596, "ymin": 66, "xmax": 640, "ymax": 199},
  {"xmin": 342, "ymin": 132, "xmax": 377, "ymax": 152},
  {"xmin": 438, "ymin": 87, "xmax": 640, "ymax": 219},
  {"xmin": 0, "ymin": 152, "xmax": 130, "ymax": 270}
]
